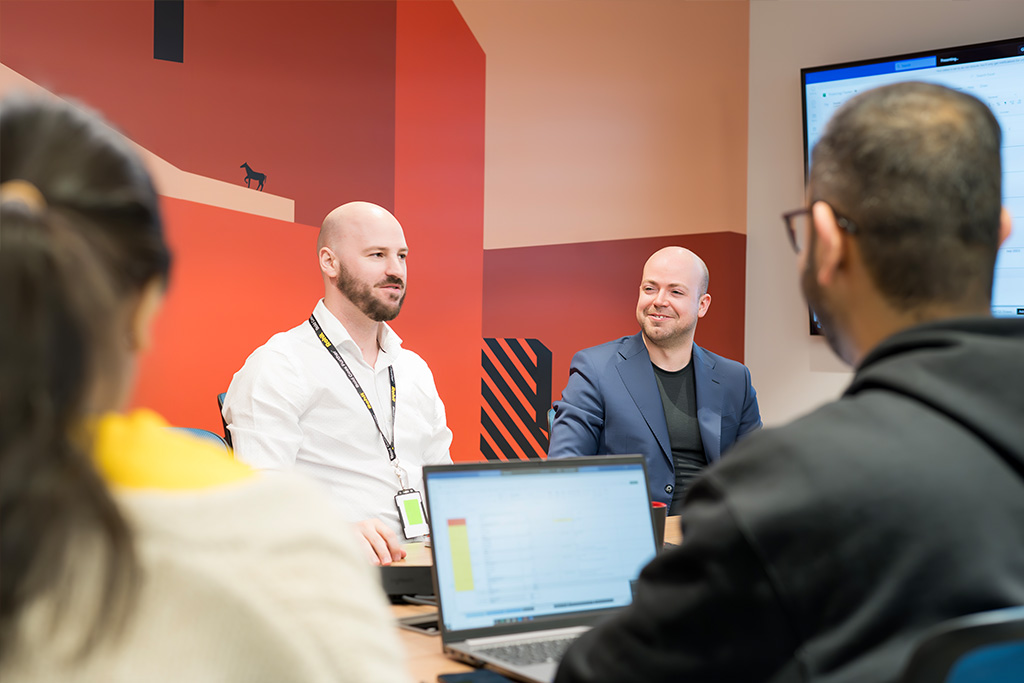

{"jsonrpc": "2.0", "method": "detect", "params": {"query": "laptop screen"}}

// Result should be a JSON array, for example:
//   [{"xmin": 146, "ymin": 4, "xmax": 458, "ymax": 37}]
[{"xmin": 424, "ymin": 456, "xmax": 658, "ymax": 635}]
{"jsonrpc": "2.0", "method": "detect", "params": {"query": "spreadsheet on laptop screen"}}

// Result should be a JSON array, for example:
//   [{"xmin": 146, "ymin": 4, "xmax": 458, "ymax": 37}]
[{"xmin": 426, "ymin": 462, "xmax": 657, "ymax": 633}]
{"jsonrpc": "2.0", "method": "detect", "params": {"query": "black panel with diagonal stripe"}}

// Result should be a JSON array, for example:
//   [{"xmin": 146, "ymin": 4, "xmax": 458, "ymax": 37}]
[{"xmin": 480, "ymin": 338, "xmax": 552, "ymax": 461}]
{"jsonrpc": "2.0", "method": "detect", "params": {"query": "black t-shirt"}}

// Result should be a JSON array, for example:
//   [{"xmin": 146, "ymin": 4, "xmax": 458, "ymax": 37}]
[{"xmin": 653, "ymin": 360, "xmax": 706, "ymax": 514}]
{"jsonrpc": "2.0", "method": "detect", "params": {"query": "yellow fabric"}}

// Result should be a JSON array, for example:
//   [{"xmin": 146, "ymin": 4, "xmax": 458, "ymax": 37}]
[{"xmin": 92, "ymin": 409, "xmax": 252, "ymax": 490}]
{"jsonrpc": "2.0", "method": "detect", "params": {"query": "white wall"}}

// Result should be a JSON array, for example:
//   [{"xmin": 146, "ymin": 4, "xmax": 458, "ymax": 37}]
[{"xmin": 746, "ymin": 1, "xmax": 1024, "ymax": 426}]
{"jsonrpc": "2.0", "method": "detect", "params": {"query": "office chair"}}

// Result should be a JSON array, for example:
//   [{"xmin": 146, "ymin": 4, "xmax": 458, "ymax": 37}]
[
  {"xmin": 217, "ymin": 392, "xmax": 232, "ymax": 448},
  {"xmin": 901, "ymin": 605, "xmax": 1024, "ymax": 683},
  {"xmin": 167, "ymin": 426, "xmax": 230, "ymax": 453}
]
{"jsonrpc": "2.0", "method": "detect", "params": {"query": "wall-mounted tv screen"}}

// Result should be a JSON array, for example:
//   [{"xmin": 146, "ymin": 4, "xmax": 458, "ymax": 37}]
[{"xmin": 800, "ymin": 35, "xmax": 1024, "ymax": 334}]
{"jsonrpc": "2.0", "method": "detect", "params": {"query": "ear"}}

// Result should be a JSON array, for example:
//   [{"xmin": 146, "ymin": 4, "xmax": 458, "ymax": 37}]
[
  {"xmin": 696, "ymin": 292, "xmax": 711, "ymax": 318},
  {"xmin": 130, "ymin": 277, "xmax": 165, "ymax": 352},
  {"xmin": 998, "ymin": 206, "xmax": 1013, "ymax": 246},
  {"xmin": 809, "ymin": 201, "xmax": 847, "ymax": 287},
  {"xmin": 319, "ymin": 246, "xmax": 339, "ymax": 278}
]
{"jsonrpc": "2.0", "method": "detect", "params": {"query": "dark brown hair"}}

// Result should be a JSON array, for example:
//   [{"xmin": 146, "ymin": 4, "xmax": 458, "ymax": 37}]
[{"xmin": 0, "ymin": 96, "xmax": 171, "ymax": 654}]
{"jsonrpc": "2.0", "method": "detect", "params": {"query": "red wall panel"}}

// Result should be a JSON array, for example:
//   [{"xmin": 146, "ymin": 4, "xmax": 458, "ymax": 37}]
[{"xmin": 394, "ymin": 0, "xmax": 485, "ymax": 462}]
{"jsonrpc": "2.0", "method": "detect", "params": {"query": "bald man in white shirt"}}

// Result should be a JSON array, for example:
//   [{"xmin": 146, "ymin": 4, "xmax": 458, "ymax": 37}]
[{"xmin": 224, "ymin": 202, "xmax": 453, "ymax": 565}]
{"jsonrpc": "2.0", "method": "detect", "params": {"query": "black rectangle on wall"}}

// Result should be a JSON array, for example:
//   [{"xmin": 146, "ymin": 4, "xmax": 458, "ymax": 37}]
[{"xmin": 154, "ymin": 0, "xmax": 184, "ymax": 62}]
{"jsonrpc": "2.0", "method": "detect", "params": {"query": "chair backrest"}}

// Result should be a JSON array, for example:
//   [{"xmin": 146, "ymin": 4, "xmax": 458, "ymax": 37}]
[
  {"xmin": 217, "ymin": 392, "xmax": 232, "ymax": 448},
  {"xmin": 901, "ymin": 606, "xmax": 1024, "ymax": 683},
  {"xmin": 167, "ymin": 426, "xmax": 229, "ymax": 453}
]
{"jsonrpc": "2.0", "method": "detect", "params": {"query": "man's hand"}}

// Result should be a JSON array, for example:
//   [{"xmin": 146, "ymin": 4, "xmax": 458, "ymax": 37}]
[{"xmin": 355, "ymin": 518, "xmax": 407, "ymax": 566}]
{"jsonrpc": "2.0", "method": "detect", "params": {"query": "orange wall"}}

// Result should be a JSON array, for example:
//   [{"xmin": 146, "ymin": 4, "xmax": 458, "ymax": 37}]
[
  {"xmin": 133, "ymin": 198, "xmax": 322, "ymax": 433},
  {"xmin": 394, "ymin": 1, "xmax": 485, "ymax": 461},
  {"xmin": 1, "ymin": 0, "xmax": 486, "ymax": 445}
]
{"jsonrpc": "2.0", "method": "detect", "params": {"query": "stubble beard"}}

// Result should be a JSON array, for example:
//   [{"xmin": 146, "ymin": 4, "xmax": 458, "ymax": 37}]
[{"xmin": 639, "ymin": 310, "xmax": 696, "ymax": 349}]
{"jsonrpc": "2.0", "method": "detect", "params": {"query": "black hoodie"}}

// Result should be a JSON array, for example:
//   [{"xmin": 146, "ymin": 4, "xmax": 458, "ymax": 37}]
[{"xmin": 557, "ymin": 317, "xmax": 1024, "ymax": 683}]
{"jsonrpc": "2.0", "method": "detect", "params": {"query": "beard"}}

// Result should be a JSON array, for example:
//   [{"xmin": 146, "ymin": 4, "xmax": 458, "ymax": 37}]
[
  {"xmin": 800, "ymin": 246, "xmax": 847, "ymax": 363},
  {"xmin": 336, "ymin": 267, "xmax": 406, "ymax": 322}
]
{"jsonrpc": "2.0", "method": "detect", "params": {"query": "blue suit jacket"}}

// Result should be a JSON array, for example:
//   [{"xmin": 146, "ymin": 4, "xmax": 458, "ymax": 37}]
[{"xmin": 548, "ymin": 333, "xmax": 761, "ymax": 506}]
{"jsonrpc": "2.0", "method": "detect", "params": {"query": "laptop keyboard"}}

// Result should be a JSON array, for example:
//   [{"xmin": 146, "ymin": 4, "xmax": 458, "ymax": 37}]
[{"xmin": 476, "ymin": 636, "xmax": 578, "ymax": 666}]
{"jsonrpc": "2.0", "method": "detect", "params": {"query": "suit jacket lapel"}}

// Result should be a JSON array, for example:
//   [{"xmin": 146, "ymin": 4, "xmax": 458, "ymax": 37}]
[
  {"xmin": 617, "ymin": 334, "xmax": 672, "ymax": 465},
  {"xmin": 693, "ymin": 344, "xmax": 724, "ymax": 462}
]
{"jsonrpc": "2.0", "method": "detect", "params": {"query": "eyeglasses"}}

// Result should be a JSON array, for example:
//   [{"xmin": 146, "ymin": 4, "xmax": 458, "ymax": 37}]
[{"xmin": 781, "ymin": 204, "xmax": 858, "ymax": 254}]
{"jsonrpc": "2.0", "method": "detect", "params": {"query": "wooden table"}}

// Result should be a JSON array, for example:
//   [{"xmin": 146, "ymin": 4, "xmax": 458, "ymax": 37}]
[
  {"xmin": 665, "ymin": 514, "xmax": 683, "ymax": 546},
  {"xmin": 389, "ymin": 542, "xmax": 471, "ymax": 681},
  {"xmin": 394, "ymin": 603, "xmax": 471, "ymax": 682}
]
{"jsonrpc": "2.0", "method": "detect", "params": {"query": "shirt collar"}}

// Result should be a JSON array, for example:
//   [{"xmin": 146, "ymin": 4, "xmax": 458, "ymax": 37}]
[{"xmin": 312, "ymin": 299, "xmax": 403, "ymax": 361}]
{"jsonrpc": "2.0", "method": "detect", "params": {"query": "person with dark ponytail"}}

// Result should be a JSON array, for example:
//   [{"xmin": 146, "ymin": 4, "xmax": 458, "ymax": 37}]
[{"xmin": 0, "ymin": 97, "xmax": 411, "ymax": 682}]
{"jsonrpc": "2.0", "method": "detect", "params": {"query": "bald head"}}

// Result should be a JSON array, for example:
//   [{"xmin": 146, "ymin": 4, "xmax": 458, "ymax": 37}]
[
  {"xmin": 318, "ymin": 201, "xmax": 403, "ymax": 253},
  {"xmin": 644, "ymin": 247, "xmax": 709, "ymax": 297},
  {"xmin": 636, "ymin": 247, "xmax": 712, "ymax": 352},
  {"xmin": 317, "ymin": 201, "xmax": 408, "ymax": 323}
]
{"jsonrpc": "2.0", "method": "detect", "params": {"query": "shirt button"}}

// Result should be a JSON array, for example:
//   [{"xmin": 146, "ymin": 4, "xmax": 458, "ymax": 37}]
[{"xmin": 665, "ymin": 484, "xmax": 673, "ymax": 493}]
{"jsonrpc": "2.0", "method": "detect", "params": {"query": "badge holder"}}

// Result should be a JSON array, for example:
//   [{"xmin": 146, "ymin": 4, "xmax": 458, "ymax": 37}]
[{"xmin": 395, "ymin": 489, "xmax": 429, "ymax": 539}]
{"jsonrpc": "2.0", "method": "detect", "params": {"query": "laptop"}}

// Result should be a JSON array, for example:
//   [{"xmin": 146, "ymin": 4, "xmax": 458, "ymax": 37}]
[{"xmin": 423, "ymin": 455, "xmax": 658, "ymax": 683}]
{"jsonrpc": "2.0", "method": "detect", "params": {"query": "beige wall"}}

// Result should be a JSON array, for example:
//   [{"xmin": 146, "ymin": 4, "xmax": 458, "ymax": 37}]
[
  {"xmin": 746, "ymin": 1, "xmax": 1024, "ymax": 426},
  {"xmin": 455, "ymin": 0, "xmax": 749, "ymax": 250}
]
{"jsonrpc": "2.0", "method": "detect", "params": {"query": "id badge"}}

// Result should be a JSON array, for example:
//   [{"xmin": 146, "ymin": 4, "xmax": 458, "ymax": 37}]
[{"xmin": 395, "ymin": 489, "xmax": 429, "ymax": 539}]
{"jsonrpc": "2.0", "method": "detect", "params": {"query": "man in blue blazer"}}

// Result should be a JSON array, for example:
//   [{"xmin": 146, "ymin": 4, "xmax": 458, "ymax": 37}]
[{"xmin": 548, "ymin": 247, "xmax": 761, "ymax": 511}]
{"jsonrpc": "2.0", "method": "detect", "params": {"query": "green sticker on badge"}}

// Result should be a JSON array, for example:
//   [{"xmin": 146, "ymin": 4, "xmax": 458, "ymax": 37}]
[{"xmin": 403, "ymin": 498, "xmax": 423, "ymax": 525}]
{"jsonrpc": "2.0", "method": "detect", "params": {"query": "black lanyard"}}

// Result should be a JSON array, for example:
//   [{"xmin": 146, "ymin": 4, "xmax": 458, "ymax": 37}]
[{"xmin": 309, "ymin": 315, "xmax": 397, "ymax": 462}]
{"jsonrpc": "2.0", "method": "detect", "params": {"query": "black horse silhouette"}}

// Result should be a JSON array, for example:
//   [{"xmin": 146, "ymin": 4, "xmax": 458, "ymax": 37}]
[{"xmin": 240, "ymin": 162, "xmax": 266, "ymax": 191}]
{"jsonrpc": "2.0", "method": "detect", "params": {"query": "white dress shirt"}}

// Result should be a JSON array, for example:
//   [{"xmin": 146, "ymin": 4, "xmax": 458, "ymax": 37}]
[{"xmin": 224, "ymin": 299, "xmax": 453, "ymax": 537}]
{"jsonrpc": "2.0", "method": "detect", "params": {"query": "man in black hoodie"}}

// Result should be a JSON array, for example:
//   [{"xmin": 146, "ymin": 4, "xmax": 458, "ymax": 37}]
[{"xmin": 556, "ymin": 82, "xmax": 1024, "ymax": 683}]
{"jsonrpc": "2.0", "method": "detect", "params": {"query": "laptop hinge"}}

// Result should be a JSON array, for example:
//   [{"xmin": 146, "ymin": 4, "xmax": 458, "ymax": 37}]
[{"xmin": 464, "ymin": 625, "xmax": 589, "ymax": 647}]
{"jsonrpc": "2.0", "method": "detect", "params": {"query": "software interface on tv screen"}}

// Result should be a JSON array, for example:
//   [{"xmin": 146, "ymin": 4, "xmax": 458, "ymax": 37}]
[{"xmin": 801, "ymin": 36, "xmax": 1024, "ymax": 324}]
